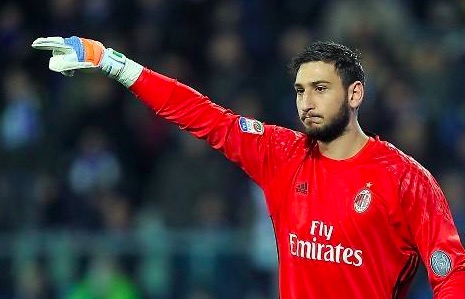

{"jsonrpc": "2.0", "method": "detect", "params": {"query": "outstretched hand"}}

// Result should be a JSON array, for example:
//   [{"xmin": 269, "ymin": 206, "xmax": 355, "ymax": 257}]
[
  {"xmin": 32, "ymin": 36, "xmax": 105, "ymax": 76},
  {"xmin": 33, "ymin": 35, "xmax": 142, "ymax": 87}
]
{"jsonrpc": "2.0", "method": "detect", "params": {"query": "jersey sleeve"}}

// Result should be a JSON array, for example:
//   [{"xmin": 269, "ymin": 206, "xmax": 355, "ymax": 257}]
[
  {"xmin": 129, "ymin": 68, "xmax": 305, "ymax": 213},
  {"xmin": 400, "ymin": 163, "xmax": 465, "ymax": 298}
]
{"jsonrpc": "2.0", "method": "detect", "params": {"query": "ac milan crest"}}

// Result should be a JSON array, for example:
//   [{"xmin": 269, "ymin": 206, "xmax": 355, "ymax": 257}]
[{"xmin": 354, "ymin": 188, "xmax": 372, "ymax": 213}]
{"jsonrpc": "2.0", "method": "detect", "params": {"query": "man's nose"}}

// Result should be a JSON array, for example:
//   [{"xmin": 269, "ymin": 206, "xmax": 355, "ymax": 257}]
[{"xmin": 300, "ymin": 93, "xmax": 315, "ymax": 112}]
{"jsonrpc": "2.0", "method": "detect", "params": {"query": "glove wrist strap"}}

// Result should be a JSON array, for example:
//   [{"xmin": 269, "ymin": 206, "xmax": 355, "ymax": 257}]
[{"xmin": 100, "ymin": 48, "xmax": 143, "ymax": 87}]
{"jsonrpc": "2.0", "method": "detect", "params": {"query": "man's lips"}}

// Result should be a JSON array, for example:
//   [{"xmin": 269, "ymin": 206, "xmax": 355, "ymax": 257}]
[{"xmin": 301, "ymin": 114, "xmax": 322, "ymax": 122}]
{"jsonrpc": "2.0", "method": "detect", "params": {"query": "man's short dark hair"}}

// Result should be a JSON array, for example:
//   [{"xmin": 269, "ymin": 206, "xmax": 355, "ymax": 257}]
[{"xmin": 290, "ymin": 41, "xmax": 365, "ymax": 89}]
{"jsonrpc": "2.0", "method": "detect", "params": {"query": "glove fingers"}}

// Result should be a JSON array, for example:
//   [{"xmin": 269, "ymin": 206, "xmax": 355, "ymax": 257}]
[
  {"xmin": 33, "ymin": 36, "xmax": 103, "ymax": 76},
  {"xmin": 49, "ymin": 61, "xmax": 98, "ymax": 72},
  {"xmin": 49, "ymin": 55, "xmax": 97, "ymax": 72},
  {"xmin": 31, "ymin": 37, "xmax": 72, "ymax": 51}
]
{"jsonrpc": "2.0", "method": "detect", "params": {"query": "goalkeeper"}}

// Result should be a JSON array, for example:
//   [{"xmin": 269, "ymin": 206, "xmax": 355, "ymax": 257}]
[{"xmin": 32, "ymin": 36, "xmax": 465, "ymax": 298}]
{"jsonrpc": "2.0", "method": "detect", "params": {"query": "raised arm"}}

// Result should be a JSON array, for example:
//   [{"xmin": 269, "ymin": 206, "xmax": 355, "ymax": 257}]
[{"xmin": 32, "ymin": 36, "xmax": 307, "ymax": 213}]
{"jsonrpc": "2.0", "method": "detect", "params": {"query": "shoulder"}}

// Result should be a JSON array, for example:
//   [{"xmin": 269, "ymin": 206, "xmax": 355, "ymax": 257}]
[
  {"xmin": 373, "ymin": 137, "xmax": 437, "ymax": 195},
  {"xmin": 373, "ymin": 137, "xmax": 429, "ymax": 175},
  {"xmin": 265, "ymin": 124, "xmax": 307, "ymax": 143},
  {"xmin": 262, "ymin": 123, "xmax": 310, "ymax": 159}
]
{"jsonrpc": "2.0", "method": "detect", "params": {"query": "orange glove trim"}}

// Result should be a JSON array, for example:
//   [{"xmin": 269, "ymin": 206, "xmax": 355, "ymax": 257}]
[{"xmin": 81, "ymin": 38, "xmax": 104, "ymax": 66}]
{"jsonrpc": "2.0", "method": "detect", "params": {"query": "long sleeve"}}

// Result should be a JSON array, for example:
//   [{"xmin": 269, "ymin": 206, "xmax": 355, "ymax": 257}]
[
  {"xmin": 128, "ymin": 68, "xmax": 307, "ymax": 213},
  {"xmin": 400, "ymin": 163, "xmax": 465, "ymax": 298}
]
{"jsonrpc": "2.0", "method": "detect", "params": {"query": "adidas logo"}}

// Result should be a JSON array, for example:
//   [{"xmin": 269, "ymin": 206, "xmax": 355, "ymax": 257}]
[{"xmin": 296, "ymin": 182, "xmax": 308, "ymax": 195}]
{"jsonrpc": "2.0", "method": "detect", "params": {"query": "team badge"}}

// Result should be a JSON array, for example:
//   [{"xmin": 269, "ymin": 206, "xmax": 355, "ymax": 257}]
[
  {"xmin": 354, "ymin": 188, "xmax": 372, "ymax": 213},
  {"xmin": 430, "ymin": 250, "xmax": 452, "ymax": 277},
  {"xmin": 239, "ymin": 117, "xmax": 264, "ymax": 135}
]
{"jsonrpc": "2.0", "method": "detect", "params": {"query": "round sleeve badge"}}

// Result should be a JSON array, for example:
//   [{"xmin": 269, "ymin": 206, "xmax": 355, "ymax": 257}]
[{"xmin": 430, "ymin": 250, "xmax": 452, "ymax": 277}]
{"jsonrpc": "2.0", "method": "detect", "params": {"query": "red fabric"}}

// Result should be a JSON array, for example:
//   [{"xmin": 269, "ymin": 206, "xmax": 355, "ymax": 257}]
[{"xmin": 130, "ymin": 68, "xmax": 465, "ymax": 299}]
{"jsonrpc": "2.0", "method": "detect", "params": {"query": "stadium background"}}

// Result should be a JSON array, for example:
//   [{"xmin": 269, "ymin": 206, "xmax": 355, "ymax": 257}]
[{"xmin": 1, "ymin": 0, "xmax": 465, "ymax": 298}]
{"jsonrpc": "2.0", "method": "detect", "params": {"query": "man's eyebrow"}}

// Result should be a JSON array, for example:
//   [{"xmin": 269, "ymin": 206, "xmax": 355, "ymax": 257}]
[{"xmin": 294, "ymin": 80, "xmax": 331, "ymax": 87}]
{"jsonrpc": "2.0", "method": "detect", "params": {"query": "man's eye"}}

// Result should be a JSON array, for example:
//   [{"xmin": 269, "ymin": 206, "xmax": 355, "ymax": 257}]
[
  {"xmin": 315, "ymin": 86, "xmax": 327, "ymax": 92},
  {"xmin": 296, "ymin": 88, "xmax": 304, "ymax": 95}
]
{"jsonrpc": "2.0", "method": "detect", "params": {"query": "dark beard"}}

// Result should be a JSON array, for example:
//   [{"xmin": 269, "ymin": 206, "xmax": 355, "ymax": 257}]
[{"xmin": 305, "ymin": 100, "xmax": 350, "ymax": 143}]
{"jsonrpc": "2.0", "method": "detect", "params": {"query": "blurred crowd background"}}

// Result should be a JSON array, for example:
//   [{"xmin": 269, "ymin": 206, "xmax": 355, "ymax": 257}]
[{"xmin": 0, "ymin": 0, "xmax": 465, "ymax": 298}]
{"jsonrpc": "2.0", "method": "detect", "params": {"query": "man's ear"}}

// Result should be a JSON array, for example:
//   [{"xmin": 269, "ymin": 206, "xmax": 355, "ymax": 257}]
[{"xmin": 348, "ymin": 81, "xmax": 364, "ymax": 109}]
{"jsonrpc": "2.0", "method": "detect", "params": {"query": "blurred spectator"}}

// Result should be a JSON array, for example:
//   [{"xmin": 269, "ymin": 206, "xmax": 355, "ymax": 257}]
[
  {"xmin": 0, "ymin": 2, "xmax": 27, "ymax": 70},
  {"xmin": 62, "ymin": 128, "xmax": 124, "ymax": 230},
  {"xmin": 135, "ymin": 206, "xmax": 169, "ymax": 298},
  {"xmin": 46, "ymin": 0, "xmax": 80, "ymax": 35},
  {"xmin": 32, "ymin": 172, "xmax": 68, "ymax": 228},
  {"xmin": 82, "ymin": 0, "xmax": 113, "ymax": 29},
  {"xmin": 439, "ymin": 169, "xmax": 465, "ymax": 239},
  {"xmin": 16, "ymin": 259, "xmax": 55, "ymax": 299},
  {"xmin": 205, "ymin": 30, "xmax": 251, "ymax": 104},
  {"xmin": 247, "ymin": 182, "xmax": 278, "ymax": 299},
  {"xmin": 143, "ymin": 132, "xmax": 236, "ymax": 228},
  {"xmin": 192, "ymin": 191, "xmax": 228, "ymax": 229},
  {"xmin": 0, "ymin": 68, "xmax": 43, "ymax": 229},
  {"xmin": 1, "ymin": 68, "xmax": 42, "ymax": 152},
  {"xmin": 65, "ymin": 255, "xmax": 140, "ymax": 299},
  {"xmin": 98, "ymin": 190, "xmax": 133, "ymax": 233},
  {"xmin": 380, "ymin": 77, "xmax": 430, "ymax": 163},
  {"xmin": 67, "ymin": 127, "xmax": 121, "ymax": 197}
]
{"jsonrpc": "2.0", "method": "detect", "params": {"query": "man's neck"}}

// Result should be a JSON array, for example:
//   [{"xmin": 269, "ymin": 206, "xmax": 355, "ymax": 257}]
[{"xmin": 317, "ymin": 122, "xmax": 369, "ymax": 160}]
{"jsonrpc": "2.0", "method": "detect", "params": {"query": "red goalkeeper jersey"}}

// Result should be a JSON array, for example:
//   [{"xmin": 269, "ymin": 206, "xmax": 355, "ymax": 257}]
[{"xmin": 129, "ymin": 68, "xmax": 465, "ymax": 298}]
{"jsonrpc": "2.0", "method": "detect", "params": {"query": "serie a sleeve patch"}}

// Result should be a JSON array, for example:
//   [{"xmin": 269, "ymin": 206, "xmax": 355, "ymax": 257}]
[
  {"xmin": 238, "ymin": 117, "xmax": 264, "ymax": 135},
  {"xmin": 430, "ymin": 250, "xmax": 452, "ymax": 277}
]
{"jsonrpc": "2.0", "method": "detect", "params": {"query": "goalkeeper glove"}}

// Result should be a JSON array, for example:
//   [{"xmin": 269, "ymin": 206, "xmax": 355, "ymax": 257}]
[{"xmin": 31, "ymin": 36, "xmax": 143, "ymax": 87}]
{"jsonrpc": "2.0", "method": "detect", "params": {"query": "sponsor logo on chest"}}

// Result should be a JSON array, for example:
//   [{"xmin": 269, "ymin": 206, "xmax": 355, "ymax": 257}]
[
  {"xmin": 287, "ymin": 182, "xmax": 379, "ymax": 267},
  {"xmin": 289, "ymin": 220, "xmax": 363, "ymax": 267}
]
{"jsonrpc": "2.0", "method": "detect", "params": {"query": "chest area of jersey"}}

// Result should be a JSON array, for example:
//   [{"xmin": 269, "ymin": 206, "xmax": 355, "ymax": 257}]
[
  {"xmin": 293, "ymin": 167, "xmax": 383, "ymax": 212},
  {"xmin": 281, "ymin": 164, "xmax": 393, "ymax": 250}
]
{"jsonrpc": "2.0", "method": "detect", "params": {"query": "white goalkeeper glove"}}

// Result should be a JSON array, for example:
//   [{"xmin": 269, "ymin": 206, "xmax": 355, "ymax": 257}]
[{"xmin": 31, "ymin": 36, "xmax": 143, "ymax": 87}]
